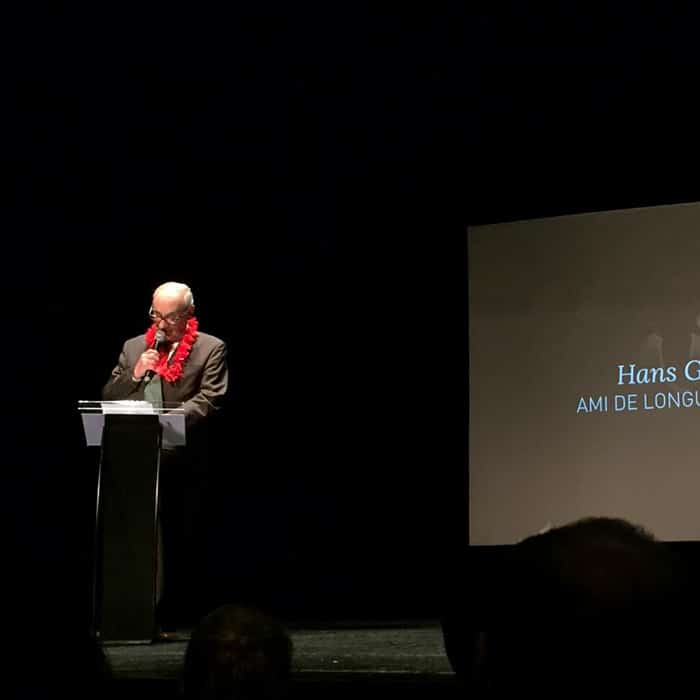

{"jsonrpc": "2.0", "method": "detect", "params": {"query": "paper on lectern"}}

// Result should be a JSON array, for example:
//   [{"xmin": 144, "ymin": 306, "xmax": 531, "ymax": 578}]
[{"xmin": 101, "ymin": 400, "xmax": 156, "ymax": 415}]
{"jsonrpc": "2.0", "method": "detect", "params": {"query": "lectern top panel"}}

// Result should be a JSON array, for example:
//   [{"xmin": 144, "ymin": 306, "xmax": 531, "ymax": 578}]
[
  {"xmin": 78, "ymin": 400, "xmax": 185, "ymax": 415},
  {"xmin": 78, "ymin": 401, "xmax": 186, "ymax": 447}
]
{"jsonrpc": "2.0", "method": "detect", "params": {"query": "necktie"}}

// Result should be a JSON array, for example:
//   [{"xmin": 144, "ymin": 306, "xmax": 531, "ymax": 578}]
[
  {"xmin": 144, "ymin": 372, "xmax": 164, "ymax": 406},
  {"xmin": 144, "ymin": 341, "xmax": 175, "ymax": 407}
]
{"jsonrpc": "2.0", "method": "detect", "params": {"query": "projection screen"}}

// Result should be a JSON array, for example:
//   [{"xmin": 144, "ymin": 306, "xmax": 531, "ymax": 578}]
[{"xmin": 469, "ymin": 201, "xmax": 700, "ymax": 544}]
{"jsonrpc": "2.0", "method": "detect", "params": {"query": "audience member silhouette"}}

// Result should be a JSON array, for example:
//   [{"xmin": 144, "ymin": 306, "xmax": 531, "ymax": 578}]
[
  {"xmin": 471, "ymin": 517, "xmax": 693, "ymax": 698},
  {"xmin": 182, "ymin": 604, "xmax": 292, "ymax": 700},
  {"xmin": 9, "ymin": 627, "xmax": 112, "ymax": 699}
]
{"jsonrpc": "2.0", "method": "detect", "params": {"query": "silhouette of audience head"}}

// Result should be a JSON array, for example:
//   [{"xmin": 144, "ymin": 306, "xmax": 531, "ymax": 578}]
[
  {"xmin": 182, "ymin": 604, "xmax": 292, "ymax": 700},
  {"xmin": 475, "ymin": 517, "xmax": 691, "ymax": 697},
  {"xmin": 9, "ymin": 628, "xmax": 112, "ymax": 698}
]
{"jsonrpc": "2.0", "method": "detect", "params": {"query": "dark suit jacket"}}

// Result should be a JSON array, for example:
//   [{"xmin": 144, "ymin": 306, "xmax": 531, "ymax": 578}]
[{"xmin": 102, "ymin": 331, "xmax": 228, "ymax": 434}]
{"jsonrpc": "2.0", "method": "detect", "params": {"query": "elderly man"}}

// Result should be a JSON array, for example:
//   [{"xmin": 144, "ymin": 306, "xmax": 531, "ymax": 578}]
[
  {"xmin": 102, "ymin": 281, "xmax": 229, "ymax": 638},
  {"xmin": 103, "ymin": 281, "xmax": 228, "ymax": 427}
]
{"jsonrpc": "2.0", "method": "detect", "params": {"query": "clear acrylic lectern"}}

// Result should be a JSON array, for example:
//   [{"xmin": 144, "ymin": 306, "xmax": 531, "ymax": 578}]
[{"xmin": 78, "ymin": 400, "xmax": 186, "ymax": 643}]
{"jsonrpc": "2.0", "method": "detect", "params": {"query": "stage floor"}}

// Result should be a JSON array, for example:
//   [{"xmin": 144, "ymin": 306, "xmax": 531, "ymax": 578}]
[{"xmin": 105, "ymin": 621, "xmax": 454, "ymax": 680}]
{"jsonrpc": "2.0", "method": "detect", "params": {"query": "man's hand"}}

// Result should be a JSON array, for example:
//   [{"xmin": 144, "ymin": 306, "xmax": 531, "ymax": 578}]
[{"xmin": 133, "ymin": 349, "xmax": 160, "ymax": 379}]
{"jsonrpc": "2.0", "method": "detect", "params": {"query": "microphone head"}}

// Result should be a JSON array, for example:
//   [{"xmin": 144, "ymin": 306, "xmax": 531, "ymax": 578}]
[{"xmin": 154, "ymin": 330, "xmax": 166, "ymax": 347}]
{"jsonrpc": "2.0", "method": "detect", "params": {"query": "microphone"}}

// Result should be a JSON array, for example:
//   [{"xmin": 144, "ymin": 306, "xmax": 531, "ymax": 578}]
[{"xmin": 144, "ymin": 330, "xmax": 166, "ymax": 382}]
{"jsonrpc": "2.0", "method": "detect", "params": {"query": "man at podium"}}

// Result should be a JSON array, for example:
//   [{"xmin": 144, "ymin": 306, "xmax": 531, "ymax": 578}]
[{"xmin": 102, "ymin": 281, "xmax": 229, "ymax": 637}]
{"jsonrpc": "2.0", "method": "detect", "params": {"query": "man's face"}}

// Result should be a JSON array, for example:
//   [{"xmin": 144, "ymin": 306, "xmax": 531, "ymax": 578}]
[{"xmin": 149, "ymin": 293, "xmax": 191, "ymax": 343}]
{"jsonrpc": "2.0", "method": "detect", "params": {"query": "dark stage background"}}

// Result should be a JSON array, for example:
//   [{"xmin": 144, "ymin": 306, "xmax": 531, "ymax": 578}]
[
  {"xmin": 5, "ymin": 4, "xmax": 700, "ymax": 628},
  {"xmin": 4, "ymin": 3, "xmax": 468, "ymax": 628}
]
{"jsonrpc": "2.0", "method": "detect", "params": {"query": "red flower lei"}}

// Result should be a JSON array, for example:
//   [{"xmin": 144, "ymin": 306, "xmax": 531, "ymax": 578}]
[{"xmin": 144, "ymin": 317, "xmax": 199, "ymax": 383}]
